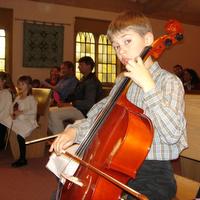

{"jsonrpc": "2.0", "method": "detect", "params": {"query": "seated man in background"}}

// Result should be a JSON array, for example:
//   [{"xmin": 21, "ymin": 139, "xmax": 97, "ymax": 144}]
[
  {"xmin": 48, "ymin": 56, "xmax": 104, "ymax": 134},
  {"xmin": 173, "ymin": 64, "xmax": 184, "ymax": 83},
  {"xmin": 183, "ymin": 68, "xmax": 200, "ymax": 91},
  {"xmin": 42, "ymin": 61, "xmax": 79, "ymax": 106}
]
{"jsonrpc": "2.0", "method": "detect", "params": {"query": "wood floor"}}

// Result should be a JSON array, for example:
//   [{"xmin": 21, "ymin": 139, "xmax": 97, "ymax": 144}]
[
  {"xmin": 0, "ymin": 144, "xmax": 184, "ymax": 200},
  {"xmin": 0, "ymin": 145, "xmax": 57, "ymax": 200}
]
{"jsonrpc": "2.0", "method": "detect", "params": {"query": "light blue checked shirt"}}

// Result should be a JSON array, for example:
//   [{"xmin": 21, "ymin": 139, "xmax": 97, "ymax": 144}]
[{"xmin": 68, "ymin": 61, "xmax": 188, "ymax": 160}]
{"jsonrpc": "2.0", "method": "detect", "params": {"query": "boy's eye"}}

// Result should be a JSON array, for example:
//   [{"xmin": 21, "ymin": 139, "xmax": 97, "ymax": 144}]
[
  {"xmin": 113, "ymin": 45, "xmax": 120, "ymax": 50},
  {"xmin": 124, "ymin": 39, "xmax": 131, "ymax": 45}
]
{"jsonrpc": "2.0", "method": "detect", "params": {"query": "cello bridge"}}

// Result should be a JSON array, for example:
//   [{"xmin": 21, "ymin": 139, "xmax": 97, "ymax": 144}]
[{"xmin": 61, "ymin": 173, "xmax": 84, "ymax": 187}]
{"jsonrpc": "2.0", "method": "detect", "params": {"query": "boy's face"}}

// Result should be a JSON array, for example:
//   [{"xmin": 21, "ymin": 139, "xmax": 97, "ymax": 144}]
[{"xmin": 111, "ymin": 29, "xmax": 152, "ymax": 65}]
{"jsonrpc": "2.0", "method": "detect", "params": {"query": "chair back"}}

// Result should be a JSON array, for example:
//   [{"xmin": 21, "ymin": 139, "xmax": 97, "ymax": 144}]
[
  {"xmin": 173, "ymin": 174, "xmax": 200, "ymax": 200},
  {"xmin": 32, "ymin": 88, "xmax": 51, "ymax": 116}
]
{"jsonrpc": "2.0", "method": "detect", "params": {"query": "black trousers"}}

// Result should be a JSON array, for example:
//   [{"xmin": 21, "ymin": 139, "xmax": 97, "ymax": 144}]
[
  {"xmin": 0, "ymin": 123, "xmax": 7, "ymax": 149},
  {"xmin": 126, "ymin": 160, "xmax": 176, "ymax": 200},
  {"xmin": 17, "ymin": 134, "xmax": 26, "ymax": 160}
]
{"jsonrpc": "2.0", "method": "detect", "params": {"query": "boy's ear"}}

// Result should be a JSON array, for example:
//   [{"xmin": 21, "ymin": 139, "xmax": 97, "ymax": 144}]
[{"xmin": 144, "ymin": 32, "xmax": 154, "ymax": 46}]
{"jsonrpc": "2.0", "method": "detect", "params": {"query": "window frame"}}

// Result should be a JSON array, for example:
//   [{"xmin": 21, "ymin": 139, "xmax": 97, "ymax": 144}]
[
  {"xmin": 0, "ymin": 28, "xmax": 6, "ymax": 72},
  {"xmin": 0, "ymin": 8, "xmax": 13, "ymax": 74}
]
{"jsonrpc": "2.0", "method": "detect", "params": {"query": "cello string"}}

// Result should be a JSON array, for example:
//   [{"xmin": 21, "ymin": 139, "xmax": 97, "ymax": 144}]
[
  {"xmin": 75, "ymin": 77, "xmax": 130, "ymax": 157},
  {"xmin": 74, "ymin": 45, "xmax": 152, "ymax": 157}
]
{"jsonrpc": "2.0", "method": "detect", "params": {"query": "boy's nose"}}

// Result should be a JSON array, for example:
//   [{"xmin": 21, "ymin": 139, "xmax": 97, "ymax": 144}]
[
  {"xmin": 119, "ymin": 51, "xmax": 127, "ymax": 60},
  {"xmin": 119, "ymin": 46, "xmax": 127, "ymax": 55}
]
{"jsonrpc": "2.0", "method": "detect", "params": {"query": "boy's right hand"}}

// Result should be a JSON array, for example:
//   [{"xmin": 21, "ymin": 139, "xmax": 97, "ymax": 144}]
[{"xmin": 49, "ymin": 127, "xmax": 77, "ymax": 156}]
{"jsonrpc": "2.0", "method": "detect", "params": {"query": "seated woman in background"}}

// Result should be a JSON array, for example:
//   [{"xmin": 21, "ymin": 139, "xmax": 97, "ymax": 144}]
[
  {"xmin": 183, "ymin": 68, "xmax": 200, "ymax": 92},
  {"xmin": 44, "ymin": 66, "xmax": 60, "ymax": 86},
  {"xmin": 0, "ymin": 72, "xmax": 16, "ymax": 150},
  {"xmin": 1, "ymin": 75, "xmax": 38, "ymax": 167}
]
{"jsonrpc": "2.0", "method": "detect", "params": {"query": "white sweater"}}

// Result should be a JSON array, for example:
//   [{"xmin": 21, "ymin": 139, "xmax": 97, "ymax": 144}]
[
  {"xmin": 1, "ymin": 95, "xmax": 38, "ymax": 137},
  {"xmin": 0, "ymin": 89, "xmax": 12, "ymax": 121}
]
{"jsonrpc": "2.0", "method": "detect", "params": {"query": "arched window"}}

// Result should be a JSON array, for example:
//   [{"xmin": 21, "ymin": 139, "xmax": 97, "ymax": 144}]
[
  {"xmin": 75, "ymin": 32, "xmax": 95, "ymax": 79},
  {"xmin": 75, "ymin": 32, "xmax": 117, "ymax": 84},
  {"xmin": 75, "ymin": 18, "xmax": 118, "ymax": 87},
  {"xmin": 0, "ymin": 29, "xmax": 6, "ymax": 72},
  {"xmin": 98, "ymin": 34, "xmax": 116, "ymax": 83}
]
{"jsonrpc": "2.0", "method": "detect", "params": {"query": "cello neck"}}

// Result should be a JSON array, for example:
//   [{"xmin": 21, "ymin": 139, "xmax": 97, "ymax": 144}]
[{"xmin": 75, "ymin": 45, "xmax": 153, "ymax": 157}]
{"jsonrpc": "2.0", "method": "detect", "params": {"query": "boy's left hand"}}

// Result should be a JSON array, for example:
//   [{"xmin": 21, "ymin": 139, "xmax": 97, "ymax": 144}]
[{"xmin": 124, "ymin": 57, "xmax": 155, "ymax": 92}]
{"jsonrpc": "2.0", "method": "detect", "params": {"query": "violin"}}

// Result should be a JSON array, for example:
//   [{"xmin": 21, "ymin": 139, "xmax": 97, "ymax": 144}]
[
  {"xmin": 12, "ymin": 102, "xmax": 19, "ymax": 119},
  {"xmin": 30, "ymin": 19, "xmax": 184, "ymax": 200}
]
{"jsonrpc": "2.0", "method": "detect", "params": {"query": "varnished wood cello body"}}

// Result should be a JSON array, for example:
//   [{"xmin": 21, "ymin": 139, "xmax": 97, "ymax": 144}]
[
  {"xmin": 50, "ymin": 19, "xmax": 184, "ymax": 200},
  {"xmin": 61, "ymin": 83, "xmax": 153, "ymax": 200}
]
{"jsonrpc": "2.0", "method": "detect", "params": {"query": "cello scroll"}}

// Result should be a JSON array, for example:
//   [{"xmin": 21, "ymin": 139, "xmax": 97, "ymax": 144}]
[{"xmin": 142, "ymin": 19, "xmax": 183, "ymax": 61}]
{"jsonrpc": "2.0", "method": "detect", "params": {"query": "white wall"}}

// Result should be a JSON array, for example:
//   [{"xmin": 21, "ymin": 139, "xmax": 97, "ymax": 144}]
[{"xmin": 0, "ymin": 0, "xmax": 200, "ymax": 83}]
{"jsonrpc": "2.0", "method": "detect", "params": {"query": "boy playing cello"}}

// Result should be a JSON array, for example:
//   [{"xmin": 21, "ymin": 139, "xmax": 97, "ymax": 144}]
[{"xmin": 50, "ymin": 11, "xmax": 187, "ymax": 200}]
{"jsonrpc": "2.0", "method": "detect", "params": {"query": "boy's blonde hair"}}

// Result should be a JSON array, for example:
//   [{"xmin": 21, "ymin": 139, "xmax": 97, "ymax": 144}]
[{"xmin": 107, "ymin": 10, "xmax": 152, "ymax": 42}]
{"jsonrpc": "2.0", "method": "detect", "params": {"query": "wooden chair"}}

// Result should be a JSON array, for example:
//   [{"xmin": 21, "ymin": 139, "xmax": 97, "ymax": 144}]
[
  {"xmin": 9, "ymin": 88, "xmax": 52, "ymax": 159},
  {"xmin": 180, "ymin": 94, "xmax": 200, "ymax": 182},
  {"xmin": 173, "ymin": 174, "xmax": 200, "ymax": 200}
]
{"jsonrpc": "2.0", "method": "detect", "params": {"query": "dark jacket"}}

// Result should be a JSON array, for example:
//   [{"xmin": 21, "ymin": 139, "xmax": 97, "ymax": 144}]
[{"xmin": 68, "ymin": 73, "xmax": 103, "ymax": 116}]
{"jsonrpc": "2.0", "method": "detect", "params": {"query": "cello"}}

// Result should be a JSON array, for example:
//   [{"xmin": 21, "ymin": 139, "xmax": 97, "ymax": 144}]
[{"xmin": 45, "ymin": 19, "xmax": 184, "ymax": 200}]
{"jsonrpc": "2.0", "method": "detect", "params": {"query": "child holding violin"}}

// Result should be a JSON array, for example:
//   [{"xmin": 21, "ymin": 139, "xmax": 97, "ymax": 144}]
[
  {"xmin": 2, "ymin": 75, "xmax": 38, "ymax": 167},
  {"xmin": 49, "ymin": 11, "xmax": 188, "ymax": 200}
]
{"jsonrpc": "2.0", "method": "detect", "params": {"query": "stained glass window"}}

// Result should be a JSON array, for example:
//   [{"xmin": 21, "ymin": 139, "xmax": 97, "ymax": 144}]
[
  {"xmin": 75, "ymin": 32, "xmax": 117, "ymax": 83},
  {"xmin": 0, "ymin": 29, "xmax": 6, "ymax": 72},
  {"xmin": 98, "ymin": 34, "xmax": 116, "ymax": 83},
  {"xmin": 75, "ymin": 32, "xmax": 95, "ymax": 79}
]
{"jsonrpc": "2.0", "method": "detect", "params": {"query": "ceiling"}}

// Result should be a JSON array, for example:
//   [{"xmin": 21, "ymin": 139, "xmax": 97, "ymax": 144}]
[{"xmin": 30, "ymin": 0, "xmax": 200, "ymax": 26}]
